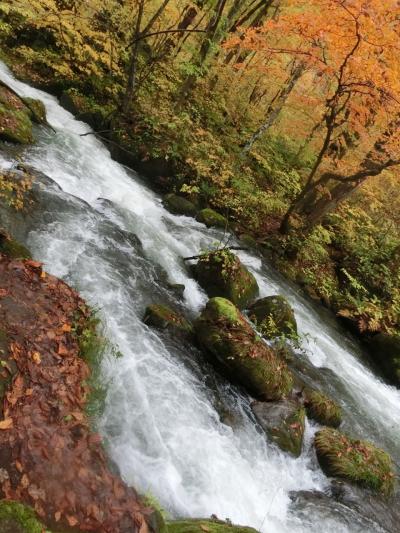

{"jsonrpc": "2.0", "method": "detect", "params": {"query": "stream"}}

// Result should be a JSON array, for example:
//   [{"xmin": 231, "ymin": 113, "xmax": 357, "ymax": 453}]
[{"xmin": 0, "ymin": 62, "xmax": 399, "ymax": 533}]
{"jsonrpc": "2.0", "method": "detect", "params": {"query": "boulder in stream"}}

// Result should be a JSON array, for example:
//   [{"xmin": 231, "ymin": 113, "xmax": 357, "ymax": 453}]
[
  {"xmin": 167, "ymin": 519, "xmax": 259, "ymax": 533},
  {"xmin": 252, "ymin": 399, "xmax": 305, "ymax": 457},
  {"xmin": 314, "ymin": 428, "xmax": 395, "ymax": 496},
  {"xmin": 194, "ymin": 297, "xmax": 293, "ymax": 400},
  {"xmin": 163, "ymin": 193, "xmax": 198, "ymax": 217},
  {"xmin": 248, "ymin": 295, "xmax": 297, "ymax": 338},
  {"xmin": 196, "ymin": 208, "xmax": 228, "ymax": 229},
  {"xmin": 303, "ymin": 388, "xmax": 342, "ymax": 428},
  {"xmin": 195, "ymin": 249, "xmax": 259, "ymax": 309},
  {"xmin": 143, "ymin": 304, "xmax": 193, "ymax": 337}
]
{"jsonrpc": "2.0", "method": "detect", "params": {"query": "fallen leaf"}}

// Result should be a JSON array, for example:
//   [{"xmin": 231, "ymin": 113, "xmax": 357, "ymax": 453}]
[
  {"xmin": 32, "ymin": 352, "xmax": 41, "ymax": 365},
  {"xmin": 66, "ymin": 515, "xmax": 78, "ymax": 527},
  {"xmin": 25, "ymin": 260, "xmax": 42, "ymax": 269},
  {"xmin": 58, "ymin": 343, "xmax": 69, "ymax": 356},
  {"xmin": 55, "ymin": 511, "xmax": 61, "ymax": 522},
  {"xmin": 15, "ymin": 460, "xmax": 23, "ymax": 473},
  {"xmin": 61, "ymin": 323, "xmax": 72, "ymax": 332},
  {"xmin": 0, "ymin": 289, "xmax": 8, "ymax": 297},
  {"xmin": 0, "ymin": 418, "xmax": 13, "ymax": 429}
]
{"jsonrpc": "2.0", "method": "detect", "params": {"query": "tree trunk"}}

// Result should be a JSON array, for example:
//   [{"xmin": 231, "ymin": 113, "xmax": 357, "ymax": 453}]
[
  {"xmin": 122, "ymin": 0, "xmax": 145, "ymax": 113},
  {"xmin": 242, "ymin": 61, "xmax": 304, "ymax": 153}
]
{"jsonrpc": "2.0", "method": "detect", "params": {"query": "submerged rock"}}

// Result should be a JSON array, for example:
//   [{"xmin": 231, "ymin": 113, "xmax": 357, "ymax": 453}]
[
  {"xmin": 143, "ymin": 304, "xmax": 193, "ymax": 336},
  {"xmin": 195, "ymin": 249, "xmax": 259, "ymax": 309},
  {"xmin": 252, "ymin": 399, "xmax": 305, "ymax": 457},
  {"xmin": 163, "ymin": 193, "xmax": 198, "ymax": 217},
  {"xmin": 195, "ymin": 297, "xmax": 293, "ymax": 400},
  {"xmin": 368, "ymin": 333, "xmax": 400, "ymax": 387},
  {"xmin": 167, "ymin": 519, "xmax": 259, "ymax": 533},
  {"xmin": 196, "ymin": 208, "xmax": 228, "ymax": 229},
  {"xmin": 304, "ymin": 388, "xmax": 342, "ymax": 428},
  {"xmin": 248, "ymin": 295, "xmax": 297, "ymax": 338},
  {"xmin": 314, "ymin": 428, "xmax": 395, "ymax": 496}
]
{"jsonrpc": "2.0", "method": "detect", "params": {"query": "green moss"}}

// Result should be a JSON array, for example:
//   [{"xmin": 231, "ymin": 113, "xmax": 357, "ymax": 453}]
[
  {"xmin": 195, "ymin": 250, "xmax": 259, "ymax": 309},
  {"xmin": 248, "ymin": 295, "xmax": 297, "ymax": 339},
  {"xmin": 196, "ymin": 208, "xmax": 228, "ymax": 228},
  {"xmin": 304, "ymin": 389, "xmax": 342, "ymax": 428},
  {"xmin": 163, "ymin": 194, "xmax": 198, "ymax": 217},
  {"xmin": 314, "ymin": 428, "xmax": 396, "ymax": 496},
  {"xmin": 195, "ymin": 298, "xmax": 293, "ymax": 400},
  {"xmin": 0, "ymin": 501, "xmax": 51, "ymax": 533},
  {"xmin": 0, "ymin": 237, "xmax": 32, "ymax": 259},
  {"xmin": 22, "ymin": 97, "xmax": 46, "ymax": 124},
  {"xmin": 167, "ymin": 519, "xmax": 259, "ymax": 533},
  {"xmin": 143, "ymin": 304, "xmax": 193, "ymax": 335},
  {"xmin": 0, "ymin": 102, "xmax": 33, "ymax": 144}
]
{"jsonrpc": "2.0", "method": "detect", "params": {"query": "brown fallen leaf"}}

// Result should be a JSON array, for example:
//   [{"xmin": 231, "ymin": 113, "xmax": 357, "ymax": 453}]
[
  {"xmin": 55, "ymin": 511, "xmax": 61, "ymax": 522},
  {"xmin": 32, "ymin": 352, "xmax": 41, "ymax": 365},
  {"xmin": 25, "ymin": 260, "xmax": 42, "ymax": 269},
  {"xmin": 61, "ymin": 323, "xmax": 72, "ymax": 332},
  {"xmin": 58, "ymin": 343, "xmax": 69, "ymax": 356},
  {"xmin": 0, "ymin": 418, "xmax": 13, "ymax": 429},
  {"xmin": 66, "ymin": 515, "xmax": 78, "ymax": 527}
]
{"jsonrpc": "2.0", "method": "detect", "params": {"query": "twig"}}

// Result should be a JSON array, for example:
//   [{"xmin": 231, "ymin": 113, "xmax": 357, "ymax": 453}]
[{"xmin": 183, "ymin": 246, "xmax": 249, "ymax": 261}]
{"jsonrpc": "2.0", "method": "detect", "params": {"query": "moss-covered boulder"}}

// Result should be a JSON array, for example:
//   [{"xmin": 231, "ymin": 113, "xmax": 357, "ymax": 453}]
[
  {"xmin": 0, "ymin": 86, "xmax": 33, "ymax": 145},
  {"xmin": 167, "ymin": 519, "xmax": 259, "ymax": 533},
  {"xmin": 195, "ymin": 249, "xmax": 259, "ymax": 309},
  {"xmin": 0, "ymin": 501, "xmax": 50, "ymax": 533},
  {"xmin": 314, "ymin": 428, "xmax": 395, "ymax": 496},
  {"xmin": 196, "ymin": 208, "xmax": 228, "ymax": 229},
  {"xmin": 143, "ymin": 304, "xmax": 193, "ymax": 336},
  {"xmin": 22, "ymin": 97, "xmax": 46, "ymax": 124},
  {"xmin": 252, "ymin": 399, "xmax": 305, "ymax": 457},
  {"xmin": 304, "ymin": 388, "xmax": 342, "ymax": 428},
  {"xmin": 368, "ymin": 333, "xmax": 400, "ymax": 387},
  {"xmin": 195, "ymin": 297, "xmax": 293, "ymax": 400},
  {"xmin": 0, "ymin": 232, "xmax": 31, "ymax": 259},
  {"xmin": 163, "ymin": 194, "xmax": 198, "ymax": 217},
  {"xmin": 248, "ymin": 295, "xmax": 297, "ymax": 338}
]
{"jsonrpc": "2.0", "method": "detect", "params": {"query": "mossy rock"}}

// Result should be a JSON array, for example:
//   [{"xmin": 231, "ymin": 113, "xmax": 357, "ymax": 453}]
[
  {"xmin": 314, "ymin": 428, "xmax": 396, "ymax": 496},
  {"xmin": 195, "ymin": 298, "xmax": 293, "ymax": 400},
  {"xmin": 22, "ymin": 97, "xmax": 46, "ymax": 124},
  {"xmin": 195, "ymin": 249, "xmax": 259, "ymax": 310},
  {"xmin": 239, "ymin": 234, "xmax": 258, "ymax": 249},
  {"xmin": 248, "ymin": 295, "xmax": 297, "ymax": 338},
  {"xmin": 144, "ymin": 304, "xmax": 193, "ymax": 336},
  {"xmin": 0, "ymin": 235, "xmax": 32, "ymax": 259},
  {"xmin": 163, "ymin": 194, "xmax": 198, "ymax": 217},
  {"xmin": 0, "ymin": 92, "xmax": 33, "ymax": 144},
  {"xmin": 252, "ymin": 399, "xmax": 305, "ymax": 457},
  {"xmin": 304, "ymin": 388, "xmax": 342, "ymax": 428},
  {"xmin": 368, "ymin": 333, "xmax": 400, "ymax": 387},
  {"xmin": 167, "ymin": 519, "xmax": 259, "ymax": 533},
  {"xmin": 196, "ymin": 208, "xmax": 228, "ymax": 229},
  {"xmin": 0, "ymin": 501, "xmax": 50, "ymax": 533}
]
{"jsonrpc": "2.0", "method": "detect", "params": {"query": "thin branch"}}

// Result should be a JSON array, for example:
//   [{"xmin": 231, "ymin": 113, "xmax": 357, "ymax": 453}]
[{"xmin": 126, "ymin": 28, "xmax": 207, "ymax": 49}]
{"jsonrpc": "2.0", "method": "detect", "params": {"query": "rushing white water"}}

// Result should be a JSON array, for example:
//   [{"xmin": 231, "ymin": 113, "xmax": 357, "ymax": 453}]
[{"xmin": 0, "ymin": 62, "xmax": 399, "ymax": 533}]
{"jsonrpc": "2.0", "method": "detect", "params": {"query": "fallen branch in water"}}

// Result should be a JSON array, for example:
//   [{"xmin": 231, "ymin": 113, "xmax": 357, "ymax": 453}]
[
  {"xmin": 183, "ymin": 246, "xmax": 248, "ymax": 261},
  {"xmin": 79, "ymin": 129, "xmax": 112, "ymax": 137}
]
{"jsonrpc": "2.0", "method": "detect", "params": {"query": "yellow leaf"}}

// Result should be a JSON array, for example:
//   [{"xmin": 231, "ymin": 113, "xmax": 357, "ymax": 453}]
[
  {"xmin": 0, "ymin": 418, "xmax": 13, "ymax": 429},
  {"xmin": 32, "ymin": 352, "xmax": 41, "ymax": 365}
]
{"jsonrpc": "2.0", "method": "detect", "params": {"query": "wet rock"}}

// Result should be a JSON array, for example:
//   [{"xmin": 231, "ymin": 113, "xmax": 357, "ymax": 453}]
[
  {"xmin": 330, "ymin": 479, "xmax": 400, "ymax": 533},
  {"xmin": 21, "ymin": 97, "xmax": 46, "ymax": 124},
  {"xmin": 252, "ymin": 399, "xmax": 305, "ymax": 457},
  {"xmin": 196, "ymin": 208, "xmax": 228, "ymax": 229},
  {"xmin": 0, "ymin": 86, "xmax": 33, "ymax": 145},
  {"xmin": 194, "ymin": 297, "xmax": 293, "ymax": 400},
  {"xmin": 303, "ymin": 388, "xmax": 342, "ymax": 428},
  {"xmin": 248, "ymin": 295, "xmax": 297, "ymax": 338},
  {"xmin": 367, "ymin": 333, "xmax": 400, "ymax": 387},
  {"xmin": 195, "ymin": 249, "xmax": 259, "ymax": 309},
  {"xmin": 143, "ymin": 304, "xmax": 193, "ymax": 336},
  {"xmin": 167, "ymin": 519, "xmax": 259, "ymax": 533},
  {"xmin": 163, "ymin": 193, "xmax": 198, "ymax": 217},
  {"xmin": 166, "ymin": 283, "xmax": 185, "ymax": 299},
  {"xmin": 314, "ymin": 428, "xmax": 395, "ymax": 496}
]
